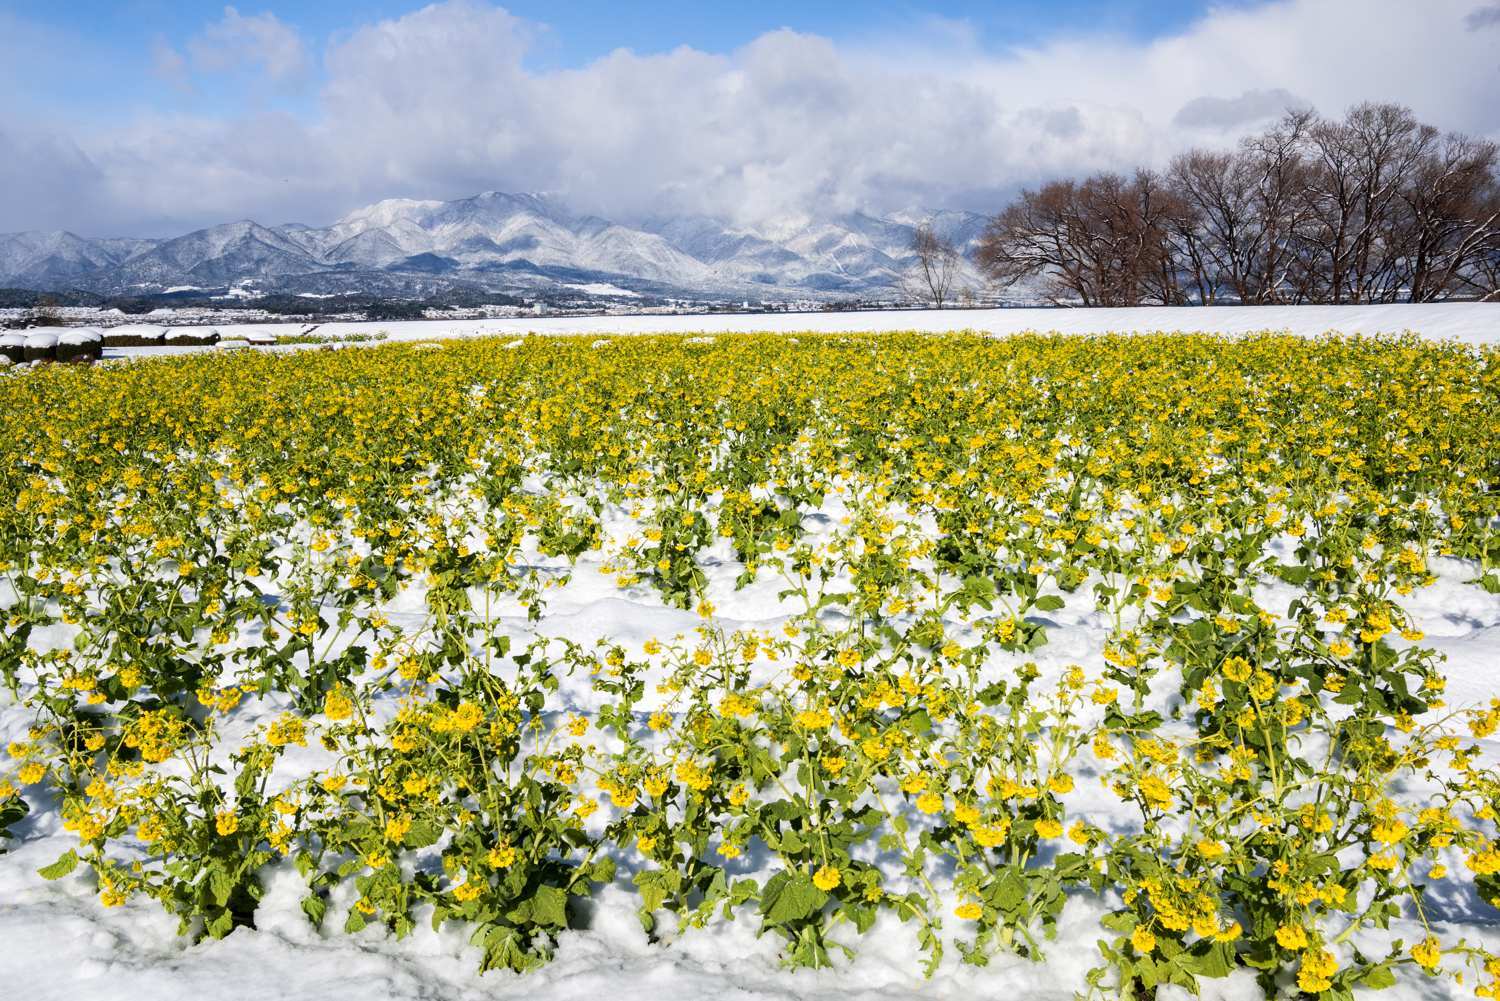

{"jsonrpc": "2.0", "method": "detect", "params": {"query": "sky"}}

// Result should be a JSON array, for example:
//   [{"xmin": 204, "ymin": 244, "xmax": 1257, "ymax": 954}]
[{"xmin": 2, "ymin": 0, "xmax": 1499, "ymax": 236}]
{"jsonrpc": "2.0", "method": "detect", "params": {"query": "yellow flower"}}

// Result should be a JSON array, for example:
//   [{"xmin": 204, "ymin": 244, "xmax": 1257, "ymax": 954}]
[
  {"xmin": 450, "ymin": 701, "xmax": 484, "ymax": 733},
  {"xmin": 1248, "ymin": 670, "xmax": 1276, "ymax": 702},
  {"xmin": 1138, "ymin": 774, "xmax": 1173, "ymax": 810},
  {"xmin": 955, "ymin": 901, "xmax": 983, "ymax": 920},
  {"xmin": 813, "ymin": 865, "xmax": 841, "ymax": 891},
  {"xmin": 214, "ymin": 810, "xmax": 239, "ymax": 836},
  {"xmin": 1411, "ymin": 937, "xmax": 1442, "ymax": 972},
  {"xmin": 795, "ymin": 707, "xmax": 834, "ymax": 730},
  {"xmin": 99, "ymin": 881, "xmax": 128, "ymax": 908},
  {"xmin": 266, "ymin": 716, "xmax": 307, "ymax": 748},
  {"xmin": 1196, "ymin": 839, "xmax": 1225, "ymax": 860},
  {"xmin": 973, "ymin": 822, "xmax": 1009, "ymax": 847},
  {"xmin": 916, "ymin": 792, "xmax": 944, "ymax": 814},
  {"xmin": 323, "ymin": 688, "xmax": 354, "ymax": 721},
  {"xmin": 1035, "ymin": 818, "xmax": 1063, "ymax": 839},
  {"xmin": 1297, "ymin": 948, "xmax": 1338, "ymax": 993},
  {"xmin": 1131, "ymin": 926, "xmax": 1157, "ymax": 954},
  {"xmin": 18, "ymin": 761, "xmax": 45, "ymax": 785},
  {"xmin": 1275, "ymin": 924, "xmax": 1308, "ymax": 950}
]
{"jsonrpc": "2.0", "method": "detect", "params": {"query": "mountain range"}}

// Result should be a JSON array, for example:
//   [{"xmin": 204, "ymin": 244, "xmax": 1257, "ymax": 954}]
[{"xmin": 0, "ymin": 192, "xmax": 990, "ymax": 302}]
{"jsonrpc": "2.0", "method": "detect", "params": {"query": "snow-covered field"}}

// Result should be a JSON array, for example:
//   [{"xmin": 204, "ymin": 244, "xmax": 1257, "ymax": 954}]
[
  {"xmin": 206, "ymin": 302, "xmax": 1500, "ymax": 346},
  {"xmin": 79, "ymin": 302, "xmax": 1500, "ymax": 357},
  {"xmin": 5, "ymin": 551, "xmax": 1498, "ymax": 1001},
  {"xmin": 1, "ymin": 311, "xmax": 1497, "ymax": 1001}
]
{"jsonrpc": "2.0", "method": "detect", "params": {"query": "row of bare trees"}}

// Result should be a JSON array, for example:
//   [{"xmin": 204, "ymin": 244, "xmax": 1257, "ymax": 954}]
[{"xmin": 975, "ymin": 103, "xmax": 1500, "ymax": 305}]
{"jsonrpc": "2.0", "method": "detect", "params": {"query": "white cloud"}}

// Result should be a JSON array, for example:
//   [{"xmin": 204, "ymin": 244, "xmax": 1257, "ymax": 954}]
[
  {"xmin": 150, "ymin": 36, "xmax": 192, "ymax": 91},
  {"xmin": 6, "ymin": 0, "xmax": 1499, "ymax": 236},
  {"xmin": 1172, "ymin": 88, "xmax": 1311, "ymax": 129},
  {"xmin": 180, "ymin": 5, "xmax": 310, "ymax": 84},
  {"xmin": 1466, "ymin": 4, "xmax": 1500, "ymax": 29}
]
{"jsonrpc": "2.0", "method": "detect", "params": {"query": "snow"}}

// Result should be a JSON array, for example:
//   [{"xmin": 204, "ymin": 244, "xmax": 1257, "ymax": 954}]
[
  {"xmin": 77, "ymin": 303, "xmax": 1500, "ymax": 362},
  {"xmin": 3, "ymin": 306, "xmax": 1498, "ymax": 1001},
  {"xmin": 4, "ymin": 546, "xmax": 1497, "ymax": 1000},
  {"xmin": 57, "ymin": 328, "xmax": 103, "ymax": 346},
  {"xmin": 563, "ymin": 282, "xmax": 642, "ymax": 298},
  {"xmin": 251, "ymin": 302, "xmax": 1500, "ymax": 346}
]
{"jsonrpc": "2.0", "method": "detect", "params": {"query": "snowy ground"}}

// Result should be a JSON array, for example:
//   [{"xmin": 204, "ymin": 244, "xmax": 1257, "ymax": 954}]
[
  {"xmin": 84, "ymin": 301, "xmax": 1500, "ymax": 356},
  {"xmin": 3, "ymin": 309, "xmax": 1498, "ymax": 1001},
  {"xmin": 5, "ymin": 547, "xmax": 1498, "ymax": 1001}
]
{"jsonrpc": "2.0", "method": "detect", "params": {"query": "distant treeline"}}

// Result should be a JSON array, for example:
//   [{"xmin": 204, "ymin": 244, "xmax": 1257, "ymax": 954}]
[
  {"xmin": 0, "ymin": 289, "xmax": 526, "ymax": 326},
  {"xmin": 978, "ymin": 103, "xmax": 1500, "ymax": 305}
]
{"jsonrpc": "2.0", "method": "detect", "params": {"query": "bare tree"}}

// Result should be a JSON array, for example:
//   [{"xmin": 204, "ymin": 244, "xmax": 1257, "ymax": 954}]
[
  {"xmin": 977, "ymin": 102, "xmax": 1499, "ymax": 305},
  {"xmin": 1166, "ymin": 110, "xmax": 1315, "ymax": 304},
  {"xmin": 977, "ymin": 172, "xmax": 1178, "ymax": 306},
  {"xmin": 899, "ymin": 223, "xmax": 962, "ymax": 308},
  {"xmin": 977, "ymin": 181, "xmax": 1094, "ymax": 305},
  {"xmin": 1396, "ymin": 134, "xmax": 1500, "ymax": 301}
]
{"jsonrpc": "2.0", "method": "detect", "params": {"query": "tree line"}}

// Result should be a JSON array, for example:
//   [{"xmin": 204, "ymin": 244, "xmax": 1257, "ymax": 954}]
[{"xmin": 907, "ymin": 103, "xmax": 1499, "ymax": 306}]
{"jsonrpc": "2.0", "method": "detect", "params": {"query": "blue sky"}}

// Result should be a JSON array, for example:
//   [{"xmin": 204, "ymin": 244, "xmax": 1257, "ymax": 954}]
[
  {"xmin": 2, "ymin": 0, "xmax": 1495, "ymax": 235},
  {"xmin": 10, "ymin": 1, "xmax": 1243, "ymax": 68},
  {"xmin": 6, "ymin": 1, "xmax": 1252, "ymax": 120}
]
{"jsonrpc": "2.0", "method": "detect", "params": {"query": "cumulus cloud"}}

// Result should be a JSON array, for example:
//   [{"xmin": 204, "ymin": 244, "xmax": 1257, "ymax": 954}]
[
  {"xmin": 0, "ymin": 122, "xmax": 113, "ymax": 234},
  {"xmin": 151, "ymin": 36, "xmax": 192, "ymax": 91},
  {"xmin": 159, "ymin": 5, "xmax": 311, "ymax": 86},
  {"xmin": 1172, "ymin": 88, "xmax": 1311, "ymax": 129},
  {"xmin": 1466, "ymin": 4, "xmax": 1500, "ymax": 28},
  {"xmin": 5, "ymin": 0, "xmax": 1499, "ymax": 236}
]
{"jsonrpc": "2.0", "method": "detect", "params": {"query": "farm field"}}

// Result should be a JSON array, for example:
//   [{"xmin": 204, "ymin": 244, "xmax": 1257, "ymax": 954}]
[
  {"xmin": 1, "ymin": 327, "xmax": 1499, "ymax": 1001},
  {"xmin": 87, "ymin": 302, "xmax": 1500, "ymax": 352}
]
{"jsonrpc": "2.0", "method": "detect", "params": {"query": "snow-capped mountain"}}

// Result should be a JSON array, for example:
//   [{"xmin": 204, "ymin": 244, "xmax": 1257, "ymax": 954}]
[{"xmin": 0, "ymin": 192, "xmax": 990, "ymax": 301}]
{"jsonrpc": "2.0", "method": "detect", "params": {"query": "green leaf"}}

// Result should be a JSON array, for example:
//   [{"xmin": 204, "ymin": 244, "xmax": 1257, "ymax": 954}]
[
  {"xmin": 38, "ymin": 850, "xmax": 79, "ymax": 880},
  {"xmin": 205, "ymin": 909, "xmax": 235, "ymax": 939},
  {"xmin": 301, "ymin": 893, "xmax": 327, "ymax": 928},
  {"xmin": 990, "ymin": 870, "xmax": 1027, "ymax": 913},
  {"xmin": 208, "ymin": 867, "xmax": 235, "ymax": 907},
  {"xmin": 1182, "ymin": 939, "xmax": 1236, "ymax": 978},
  {"xmin": 1033, "ymin": 595, "xmax": 1066, "ymax": 612},
  {"xmin": 1359, "ymin": 965, "xmax": 1397, "ymax": 990},
  {"xmin": 634, "ymin": 869, "xmax": 677, "ymax": 913},
  {"xmin": 589, "ymin": 856, "xmax": 617, "ymax": 886},
  {"xmin": 508, "ymin": 884, "xmax": 568, "ymax": 928},
  {"xmin": 758, "ymin": 871, "xmax": 828, "ymax": 926}
]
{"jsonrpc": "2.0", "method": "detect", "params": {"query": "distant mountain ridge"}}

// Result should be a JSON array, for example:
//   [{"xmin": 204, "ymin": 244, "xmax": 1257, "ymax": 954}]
[{"xmin": 0, "ymin": 192, "xmax": 989, "ymax": 301}]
